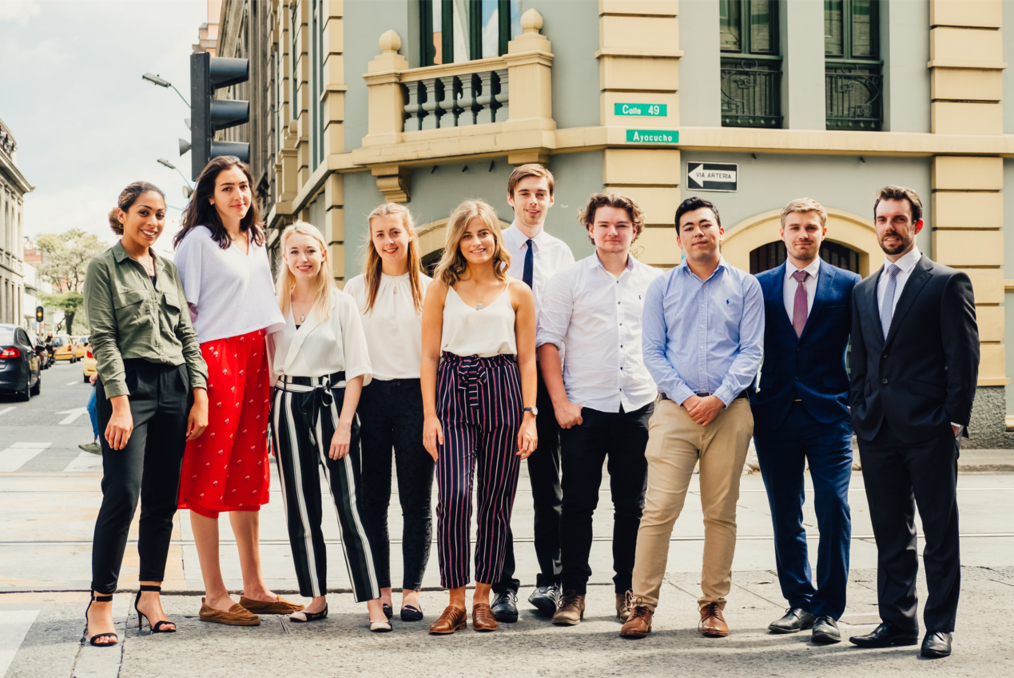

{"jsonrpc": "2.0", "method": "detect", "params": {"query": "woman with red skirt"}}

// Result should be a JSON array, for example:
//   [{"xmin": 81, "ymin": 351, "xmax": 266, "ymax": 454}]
[{"xmin": 173, "ymin": 156, "xmax": 300, "ymax": 625}]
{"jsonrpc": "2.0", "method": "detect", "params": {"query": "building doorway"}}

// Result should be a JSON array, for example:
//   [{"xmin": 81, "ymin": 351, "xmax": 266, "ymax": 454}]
[{"xmin": 749, "ymin": 240, "xmax": 861, "ymax": 274}]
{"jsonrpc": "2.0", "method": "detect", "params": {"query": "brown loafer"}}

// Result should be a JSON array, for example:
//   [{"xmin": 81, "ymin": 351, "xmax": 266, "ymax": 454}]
[
  {"xmin": 199, "ymin": 598, "xmax": 260, "ymax": 626},
  {"xmin": 699, "ymin": 602, "xmax": 729, "ymax": 637},
  {"xmin": 620, "ymin": 605, "xmax": 654, "ymax": 639},
  {"xmin": 429, "ymin": 605, "xmax": 467, "ymax": 635},
  {"xmin": 239, "ymin": 595, "xmax": 305, "ymax": 615},
  {"xmin": 472, "ymin": 602, "xmax": 498, "ymax": 632}
]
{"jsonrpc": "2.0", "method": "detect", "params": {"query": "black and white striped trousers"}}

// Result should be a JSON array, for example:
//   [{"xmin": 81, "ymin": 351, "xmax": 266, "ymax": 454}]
[{"xmin": 270, "ymin": 373, "xmax": 380, "ymax": 602}]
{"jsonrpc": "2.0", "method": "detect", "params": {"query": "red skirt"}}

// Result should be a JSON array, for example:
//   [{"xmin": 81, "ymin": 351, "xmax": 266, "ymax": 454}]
[{"xmin": 178, "ymin": 329, "xmax": 271, "ymax": 518}]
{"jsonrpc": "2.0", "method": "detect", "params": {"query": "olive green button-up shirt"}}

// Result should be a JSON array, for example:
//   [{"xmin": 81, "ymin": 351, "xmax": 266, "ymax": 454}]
[{"xmin": 83, "ymin": 241, "xmax": 208, "ymax": 399}]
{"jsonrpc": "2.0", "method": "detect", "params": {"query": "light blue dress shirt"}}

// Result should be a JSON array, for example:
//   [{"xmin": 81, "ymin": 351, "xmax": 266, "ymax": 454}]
[{"xmin": 641, "ymin": 256, "xmax": 765, "ymax": 407}]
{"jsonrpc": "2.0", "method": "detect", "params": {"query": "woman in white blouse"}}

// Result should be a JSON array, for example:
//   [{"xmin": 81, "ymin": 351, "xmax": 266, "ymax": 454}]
[
  {"xmin": 267, "ymin": 222, "xmax": 388, "ymax": 631},
  {"xmin": 420, "ymin": 199, "xmax": 539, "ymax": 634},
  {"xmin": 344, "ymin": 203, "xmax": 433, "ymax": 623}
]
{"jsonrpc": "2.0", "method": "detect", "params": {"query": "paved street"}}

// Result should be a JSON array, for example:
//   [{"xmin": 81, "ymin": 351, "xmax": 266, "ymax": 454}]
[{"xmin": 1, "ymin": 362, "xmax": 1013, "ymax": 677}]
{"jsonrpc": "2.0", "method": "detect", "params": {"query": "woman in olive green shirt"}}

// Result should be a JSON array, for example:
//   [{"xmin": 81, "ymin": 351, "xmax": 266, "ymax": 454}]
[{"xmin": 82, "ymin": 181, "xmax": 210, "ymax": 646}]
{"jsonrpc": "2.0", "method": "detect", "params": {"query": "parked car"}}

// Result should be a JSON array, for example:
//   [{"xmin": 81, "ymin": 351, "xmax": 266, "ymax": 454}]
[
  {"xmin": 0, "ymin": 324, "xmax": 41, "ymax": 400},
  {"xmin": 82, "ymin": 343, "xmax": 97, "ymax": 382},
  {"xmin": 53, "ymin": 335, "xmax": 77, "ymax": 362},
  {"xmin": 73, "ymin": 336, "xmax": 89, "ymax": 360}
]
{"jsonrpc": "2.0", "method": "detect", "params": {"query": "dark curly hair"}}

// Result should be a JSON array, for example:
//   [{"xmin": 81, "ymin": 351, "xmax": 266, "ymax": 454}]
[
  {"xmin": 109, "ymin": 182, "xmax": 165, "ymax": 235},
  {"xmin": 674, "ymin": 196, "xmax": 721, "ymax": 231},
  {"xmin": 578, "ymin": 192, "xmax": 646, "ymax": 244},
  {"xmin": 173, "ymin": 156, "xmax": 264, "ymax": 250}
]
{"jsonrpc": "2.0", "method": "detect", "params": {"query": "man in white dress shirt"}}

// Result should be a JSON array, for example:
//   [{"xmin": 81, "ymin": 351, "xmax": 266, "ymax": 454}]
[
  {"xmin": 536, "ymin": 192, "xmax": 661, "ymax": 626},
  {"xmin": 491, "ymin": 164, "xmax": 576, "ymax": 621}
]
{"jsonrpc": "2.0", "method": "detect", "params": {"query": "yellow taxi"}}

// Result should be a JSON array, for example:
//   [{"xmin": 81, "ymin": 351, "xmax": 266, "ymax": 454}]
[
  {"xmin": 52, "ymin": 335, "xmax": 77, "ymax": 362},
  {"xmin": 73, "ymin": 336, "xmax": 89, "ymax": 360},
  {"xmin": 82, "ymin": 341, "xmax": 97, "ymax": 383}
]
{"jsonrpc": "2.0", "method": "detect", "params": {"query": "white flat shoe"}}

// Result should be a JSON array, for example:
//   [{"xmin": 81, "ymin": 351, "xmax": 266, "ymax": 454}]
[{"xmin": 369, "ymin": 618, "xmax": 392, "ymax": 633}]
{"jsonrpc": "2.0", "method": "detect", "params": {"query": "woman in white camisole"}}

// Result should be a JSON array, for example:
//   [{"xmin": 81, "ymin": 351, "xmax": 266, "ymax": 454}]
[{"xmin": 420, "ymin": 199, "xmax": 538, "ymax": 635}]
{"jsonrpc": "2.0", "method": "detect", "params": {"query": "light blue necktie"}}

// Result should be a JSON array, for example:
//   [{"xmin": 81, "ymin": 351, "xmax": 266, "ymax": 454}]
[{"xmin": 880, "ymin": 264, "xmax": 901, "ymax": 340}]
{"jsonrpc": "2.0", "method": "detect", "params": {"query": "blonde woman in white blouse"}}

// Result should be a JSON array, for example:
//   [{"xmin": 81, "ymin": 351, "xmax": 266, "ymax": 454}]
[
  {"xmin": 344, "ymin": 203, "xmax": 433, "ymax": 623},
  {"xmin": 266, "ymin": 222, "xmax": 388, "ymax": 632}
]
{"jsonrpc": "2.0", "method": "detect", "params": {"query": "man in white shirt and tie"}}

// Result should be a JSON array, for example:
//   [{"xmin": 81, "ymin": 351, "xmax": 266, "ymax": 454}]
[
  {"xmin": 491, "ymin": 164, "xmax": 575, "ymax": 621},
  {"xmin": 536, "ymin": 192, "xmax": 661, "ymax": 626}
]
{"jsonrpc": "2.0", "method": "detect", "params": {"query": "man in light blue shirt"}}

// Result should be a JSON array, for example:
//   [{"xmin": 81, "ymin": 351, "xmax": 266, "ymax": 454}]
[{"xmin": 620, "ymin": 197, "xmax": 764, "ymax": 640}]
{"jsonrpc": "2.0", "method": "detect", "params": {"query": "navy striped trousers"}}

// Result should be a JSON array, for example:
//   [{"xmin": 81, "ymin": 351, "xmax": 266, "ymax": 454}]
[
  {"xmin": 436, "ymin": 353, "xmax": 523, "ymax": 590},
  {"xmin": 270, "ymin": 374, "xmax": 380, "ymax": 602}
]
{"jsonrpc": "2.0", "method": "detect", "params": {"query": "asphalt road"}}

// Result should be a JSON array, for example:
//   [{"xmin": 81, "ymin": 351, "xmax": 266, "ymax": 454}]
[{"xmin": 1, "ymin": 362, "xmax": 1013, "ymax": 677}]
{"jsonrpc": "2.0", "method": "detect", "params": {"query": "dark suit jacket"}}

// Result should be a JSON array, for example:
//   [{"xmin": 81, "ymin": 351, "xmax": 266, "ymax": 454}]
[
  {"xmin": 849, "ymin": 254, "xmax": 979, "ymax": 444},
  {"xmin": 751, "ymin": 261, "xmax": 861, "ymax": 430}
]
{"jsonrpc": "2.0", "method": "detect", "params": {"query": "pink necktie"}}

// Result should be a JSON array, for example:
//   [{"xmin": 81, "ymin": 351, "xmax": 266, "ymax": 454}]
[{"xmin": 792, "ymin": 269, "xmax": 809, "ymax": 337}]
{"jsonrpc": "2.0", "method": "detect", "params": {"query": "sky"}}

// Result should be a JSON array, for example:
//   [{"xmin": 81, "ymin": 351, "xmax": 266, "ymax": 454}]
[{"xmin": 0, "ymin": 0, "xmax": 208, "ymax": 255}]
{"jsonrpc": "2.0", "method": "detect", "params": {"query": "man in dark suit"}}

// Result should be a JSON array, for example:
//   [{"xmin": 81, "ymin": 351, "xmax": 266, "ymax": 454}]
[
  {"xmin": 751, "ymin": 198, "xmax": 861, "ymax": 644},
  {"xmin": 848, "ymin": 185, "xmax": 979, "ymax": 659}
]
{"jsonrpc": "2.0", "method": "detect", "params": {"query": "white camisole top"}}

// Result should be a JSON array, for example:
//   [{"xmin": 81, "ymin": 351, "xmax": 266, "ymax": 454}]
[{"xmin": 440, "ymin": 280, "xmax": 517, "ymax": 358}]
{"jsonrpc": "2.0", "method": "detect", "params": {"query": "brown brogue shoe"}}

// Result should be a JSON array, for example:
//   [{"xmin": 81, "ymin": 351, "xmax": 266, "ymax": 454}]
[
  {"xmin": 616, "ymin": 590, "xmax": 634, "ymax": 621},
  {"xmin": 239, "ymin": 595, "xmax": 304, "ymax": 615},
  {"xmin": 198, "ymin": 598, "xmax": 260, "ymax": 626},
  {"xmin": 428, "ymin": 605, "xmax": 467, "ymax": 634},
  {"xmin": 551, "ymin": 590, "xmax": 585, "ymax": 626},
  {"xmin": 699, "ymin": 602, "xmax": 729, "ymax": 637},
  {"xmin": 472, "ymin": 602, "xmax": 498, "ymax": 632},
  {"xmin": 620, "ymin": 605, "xmax": 654, "ymax": 639}
]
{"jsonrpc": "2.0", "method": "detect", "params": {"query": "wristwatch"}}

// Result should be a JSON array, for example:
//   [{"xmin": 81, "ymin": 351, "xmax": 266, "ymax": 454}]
[{"xmin": 523, "ymin": 406, "xmax": 538, "ymax": 416}]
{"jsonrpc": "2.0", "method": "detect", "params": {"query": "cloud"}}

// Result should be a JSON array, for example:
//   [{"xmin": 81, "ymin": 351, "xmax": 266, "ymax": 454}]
[
  {"xmin": 0, "ymin": 0, "xmax": 40, "ymax": 25},
  {"xmin": 2, "ymin": 38, "xmax": 65, "ymax": 66}
]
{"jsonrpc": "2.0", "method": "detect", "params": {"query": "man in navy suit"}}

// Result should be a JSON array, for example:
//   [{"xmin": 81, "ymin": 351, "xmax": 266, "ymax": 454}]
[
  {"xmin": 848, "ymin": 186, "xmax": 978, "ymax": 659},
  {"xmin": 750, "ymin": 198, "xmax": 861, "ymax": 644}
]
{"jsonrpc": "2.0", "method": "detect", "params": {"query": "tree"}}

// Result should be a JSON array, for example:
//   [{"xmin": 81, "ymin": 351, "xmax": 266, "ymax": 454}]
[
  {"xmin": 36, "ymin": 229, "xmax": 108, "ymax": 293},
  {"xmin": 39, "ymin": 292, "xmax": 86, "ymax": 335}
]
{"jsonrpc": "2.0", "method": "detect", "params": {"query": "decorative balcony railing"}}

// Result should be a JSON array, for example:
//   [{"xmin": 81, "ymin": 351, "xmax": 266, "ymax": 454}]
[
  {"xmin": 825, "ymin": 63, "xmax": 883, "ymax": 131},
  {"xmin": 402, "ymin": 68, "xmax": 509, "ymax": 132},
  {"xmin": 720, "ymin": 58, "xmax": 783, "ymax": 129}
]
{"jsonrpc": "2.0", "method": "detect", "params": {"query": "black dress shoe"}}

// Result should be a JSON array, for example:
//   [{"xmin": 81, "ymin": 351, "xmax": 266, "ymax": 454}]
[
  {"xmin": 490, "ymin": 590, "xmax": 518, "ymax": 623},
  {"xmin": 382, "ymin": 603, "xmax": 393, "ymax": 620},
  {"xmin": 811, "ymin": 615, "xmax": 841, "ymax": 644},
  {"xmin": 768, "ymin": 608, "xmax": 815, "ymax": 634},
  {"xmin": 849, "ymin": 622, "xmax": 919, "ymax": 648},
  {"xmin": 921, "ymin": 631, "xmax": 952, "ymax": 658},
  {"xmin": 528, "ymin": 584, "xmax": 561, "ymax": 616}
]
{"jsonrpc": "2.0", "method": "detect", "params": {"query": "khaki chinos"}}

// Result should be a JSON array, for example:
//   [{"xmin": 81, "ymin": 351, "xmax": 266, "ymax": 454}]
[{"xmin": 631, "ymin": 396, "xmax": 754, "ymax": 611}]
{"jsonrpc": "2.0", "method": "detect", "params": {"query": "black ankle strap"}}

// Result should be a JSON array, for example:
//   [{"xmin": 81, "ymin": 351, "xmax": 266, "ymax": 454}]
[
  {"xmin": 138, "ymin": 585, "xmax": 162, "ymax": 592},
  {"xmin": 93, "ymin": 593, "xmax": 113, "ymax": 602}
]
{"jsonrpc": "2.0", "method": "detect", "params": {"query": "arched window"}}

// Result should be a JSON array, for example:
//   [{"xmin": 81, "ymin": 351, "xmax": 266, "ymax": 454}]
[{"xmin": 749, "ymin": 240, "xmax": 862, "ymax": 274}]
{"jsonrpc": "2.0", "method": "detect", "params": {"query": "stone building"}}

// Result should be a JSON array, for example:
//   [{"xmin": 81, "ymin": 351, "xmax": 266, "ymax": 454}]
[
  {"xmin": 212, "ymin": 0, "xmax": 1014, "ymax": 447},
  {"xmin": 0, "ymin": 117, "xmax": 32, "ymax": 329}
]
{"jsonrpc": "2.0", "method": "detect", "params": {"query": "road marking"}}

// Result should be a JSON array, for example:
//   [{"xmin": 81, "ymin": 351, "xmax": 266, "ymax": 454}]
[
  {"xmin": 64, "ymin": 452, "xmax": 103, "ymax": 473},
  {"xmin": 0, "ymin": 443, "xmax": 51, "ymax": 473},
  {"xmin": 66, "ymin": 381, "xmax": 78, "ymax": 386},
  {"xmin": 57, "ymin": 407, "xmax": 89, "ymax": 425},
  {"xmin": 0, "ymin": 407, "xmax": 14, "ymax": 416},
  {"xmin": 0, "ymin": 610, "xmax": 39, "ymax": 677}
]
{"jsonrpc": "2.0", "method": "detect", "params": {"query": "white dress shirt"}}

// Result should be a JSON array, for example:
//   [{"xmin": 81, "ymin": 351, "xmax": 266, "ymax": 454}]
[
  {"xmin": 537, "ymin": 253, "xmax": 662, "ymax": 413},
  {"xmin": 266, "ymin": 287, "xmax": 372, "ymax": 386},
  {"xmin": 783, "ymin": 257, "xmax": 821, "ymax": 320},
  {"xmin": 501, "ymin": 222, "xmax": 575, "ymax": 318},
  {"xmin": 876, "ymin": 246, "xmax": 922, "ymax": 317}
]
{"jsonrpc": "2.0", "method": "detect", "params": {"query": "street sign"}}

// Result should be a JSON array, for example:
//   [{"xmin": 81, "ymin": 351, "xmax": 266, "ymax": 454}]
[
  {"xmin": 626, "ymin": 129, "xmax": 679, "ymax": 144},
  {"xmin": 615, "ymin": 103, "xmax": 667, "ymax": 117},
  {"xmin": 687, "ymin": 162, "xmax": 738, "ymax": 191}
]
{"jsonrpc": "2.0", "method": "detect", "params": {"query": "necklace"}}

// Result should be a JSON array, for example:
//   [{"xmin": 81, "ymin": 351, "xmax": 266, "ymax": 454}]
[{"xmin": 473, "ymin": 279, "xmax": 496, "ymax": 310}]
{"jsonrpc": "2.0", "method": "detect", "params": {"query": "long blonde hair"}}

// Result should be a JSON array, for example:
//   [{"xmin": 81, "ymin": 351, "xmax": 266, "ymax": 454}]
[
  {"xmin": 434, "ymin": 200, "xmax": 511, "ymax": 286},
  {"xmin": 362, "ymin": 203, "xmax": 425, "ymax": 313},
  {"xmin": 275, "ymin": 221, "xmax": 335, "ymax": 322}
]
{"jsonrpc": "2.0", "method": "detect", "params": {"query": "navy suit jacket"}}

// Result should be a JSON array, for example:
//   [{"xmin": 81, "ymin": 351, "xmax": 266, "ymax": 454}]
[{"xmin": 750, "ymin": 261, "xmax": 861, "ymax": 430}]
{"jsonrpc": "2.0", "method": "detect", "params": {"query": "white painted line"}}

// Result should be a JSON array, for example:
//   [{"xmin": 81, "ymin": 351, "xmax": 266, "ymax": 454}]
[
  {"xmin": 57, "ymin": 407, "xmax": 89, "ymax": 425},
  {"xmin": 74, "ymin": 596, "xmax": 127, "ymax": 677},
  {"xmin": 0, "ymin": 407, "xmax": 14, "ymax": 416},
  {"xmin": 0, "ymin": 610, "xmax": 39, "ymax": 676},
  {"xmin": 64, "ymin": 451, "xmax": 104, "ymax": 473},
  {"xmin": 0, "ymin": 443, "xmax": 52, "ymax": 473},
  {"xmin": 66, "ymin": 381, "xmax": 78, "ymax": 386}
]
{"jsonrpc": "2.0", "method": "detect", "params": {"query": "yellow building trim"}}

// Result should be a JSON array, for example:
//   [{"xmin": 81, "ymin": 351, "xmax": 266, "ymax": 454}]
[
  {"xmin": 931, "ymin": 0, "xmax": 1002, "ymax": 29},
  {"xmin": 415, "ymin": 218, "xmax": 512, "ymax": 259},
  {"xmin": 722, "ymin": 209, "xmax": 882, "ymax": 277}
]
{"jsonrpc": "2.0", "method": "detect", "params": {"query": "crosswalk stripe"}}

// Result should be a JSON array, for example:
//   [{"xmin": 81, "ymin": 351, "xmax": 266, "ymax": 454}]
[
  {"xmin": 0, "ymin": 610, "xmax": 39, "ymax": 677},
  {"xmin": 0, "ymin": 407, "xmax": 14, "ymax": 416},
  {"xmin": 64, "ymin": 451, "xmax": 103, "ymax": 473},
  {"xmin": 0, "ymin": 443, "xmax": 52, "ymax": 473}
]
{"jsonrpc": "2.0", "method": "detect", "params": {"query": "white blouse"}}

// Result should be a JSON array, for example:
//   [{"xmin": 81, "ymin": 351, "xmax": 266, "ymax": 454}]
[
  {"xmin": 344, "ymin": 272, "xmax": 432, "ymax": 381},
  {"xmin": 174, "ymin": 225, "xmax": 285, "ymax": 343},
  {"xmin": 441, "ymin": 281, "xmax": 517, "ymax": 358},
  {"xmin": 266, "ymin": 287, "xmax": 372, "ymax": 386}
]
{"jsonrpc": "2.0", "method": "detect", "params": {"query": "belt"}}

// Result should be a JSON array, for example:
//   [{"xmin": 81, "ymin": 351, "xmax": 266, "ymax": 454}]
[
  {"xmin": 660, "ymin": 390, "xmax": 750, "ymax": 404},
  {"xmin": 275, "ymin": 371, "xmax": 347, "ymax": 392}
]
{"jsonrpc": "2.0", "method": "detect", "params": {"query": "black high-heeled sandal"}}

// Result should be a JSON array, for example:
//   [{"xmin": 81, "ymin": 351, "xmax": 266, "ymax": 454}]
[
  {"xmin": 85, "ymin": 592, "xmax": 118, "ymax": 646},
  {"xmin": 134, "ymin": 585, "xmax": 176, "ymax": 633}
]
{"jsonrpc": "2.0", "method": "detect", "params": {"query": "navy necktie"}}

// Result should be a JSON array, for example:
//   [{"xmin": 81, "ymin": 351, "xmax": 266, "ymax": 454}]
[{"xmin": 523, "ymin": 239, "xmax": 534, "ymax": 289}]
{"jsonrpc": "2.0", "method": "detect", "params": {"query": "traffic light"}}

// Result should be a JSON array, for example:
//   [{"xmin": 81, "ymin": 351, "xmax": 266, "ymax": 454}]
[
  {"xmin": 35, "ymin": 306, "xmax": 43, "ymax": 323},
  {"xmin": 189, "ymin": 52, "xmax": 250, "ymax": 180}
]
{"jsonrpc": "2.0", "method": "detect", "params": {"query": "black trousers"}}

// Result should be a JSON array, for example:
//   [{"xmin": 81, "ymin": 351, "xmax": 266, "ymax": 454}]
[
  {"xmin": 358, "ymin": 378, "xmax": 434, "ymax": 591},
  {"xmin": 495, "ymin": 369, "xmax": 563, "ymax": 593},
  {"xmin": 91, "ymin": 360, "xmax": 191, "ymax": 594},
  {"xmin": 559, "ymin": 403, "xmax": 653, "ymax": 595},
  {"xmin": 858, "ymin": 420, "xmax": 961, "ymax": 633}
]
